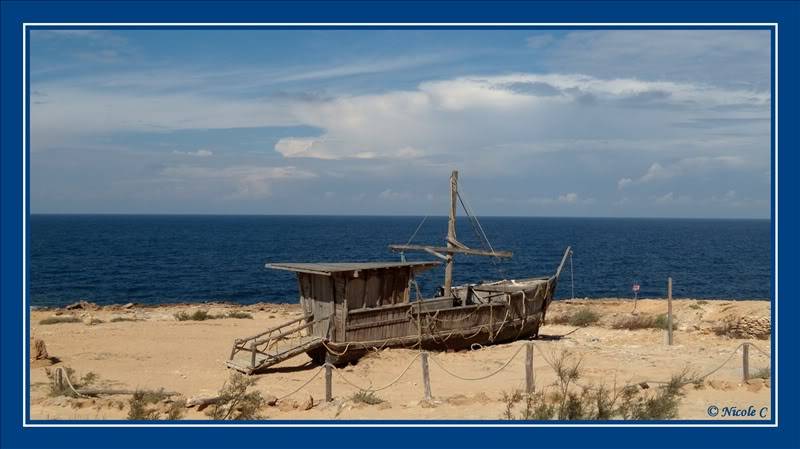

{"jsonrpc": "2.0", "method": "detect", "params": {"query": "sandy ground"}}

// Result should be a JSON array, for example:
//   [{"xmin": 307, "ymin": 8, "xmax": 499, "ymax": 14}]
[{"xmin": 28, "ymin": 298, "xmax": 771, "ymax": 421}]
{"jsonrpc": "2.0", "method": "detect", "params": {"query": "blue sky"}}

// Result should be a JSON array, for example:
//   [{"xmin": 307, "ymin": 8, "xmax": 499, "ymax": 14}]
[{"xmin": 30, "ymin": 29, "xmax": 771, "ymax": 218}]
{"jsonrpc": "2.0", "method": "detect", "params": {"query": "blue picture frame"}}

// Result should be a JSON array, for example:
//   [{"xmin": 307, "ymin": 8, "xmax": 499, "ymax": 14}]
[{"xmin": 1, "ymin": 1, "xmax": 798, "ymax": 447}]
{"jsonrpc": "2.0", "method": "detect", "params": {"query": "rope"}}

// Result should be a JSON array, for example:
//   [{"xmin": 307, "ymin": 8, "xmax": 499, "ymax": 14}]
[
  {"xmin": 405, "ymin": 215, "xmax": 429, "ymax": 246},
  {"xmin": 277, "ymin": 365, "xmax": 325, "ymax": 401},
  {"xmin": 329, "ymin": 352, "xmax": 422, "ymax": 392},
  {"xmin": 428, "ymin": 344, "xmax": 525, "ymax": 381},
  {"xmin": 748, "ymin": 342, "xmax": 771, "ymax": 358}
]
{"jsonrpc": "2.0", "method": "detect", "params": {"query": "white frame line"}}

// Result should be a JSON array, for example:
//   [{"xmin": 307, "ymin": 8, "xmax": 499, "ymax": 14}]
[{"xmin": 21, "ymin": 22, "xmax": 779, "ymax": 428}]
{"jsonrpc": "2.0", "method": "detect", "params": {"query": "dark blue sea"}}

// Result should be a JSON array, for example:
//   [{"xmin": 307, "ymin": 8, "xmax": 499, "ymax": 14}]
[{"xmin": 29, "ymin": 215, "xmax": 771, "ymax": 307}]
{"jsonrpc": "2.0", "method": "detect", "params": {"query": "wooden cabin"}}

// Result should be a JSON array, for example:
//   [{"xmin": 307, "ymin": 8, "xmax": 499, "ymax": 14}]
[{"xmin": 268, "ymin": 261, "xmax": 440, "ymax": 342}]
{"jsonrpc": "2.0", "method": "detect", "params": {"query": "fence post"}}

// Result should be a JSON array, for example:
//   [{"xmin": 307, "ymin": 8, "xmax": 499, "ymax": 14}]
[
  {"xmin": 742, "ymin": 343, "xmax": 750, "ymax": 382},
  {"xmin": 325, "ymin": 353, "xmax": 333, "ymax": 402},
  {"xmin": 421, "ymin": 352, "xmax": 432, "ymax": 401},
  {"xmin": 525, "ymin": 342, "xmax": 535, "ymax": 394},
  {"xmin": 667, "ymin": 277, "xmax": 673, "ymax": 346}
]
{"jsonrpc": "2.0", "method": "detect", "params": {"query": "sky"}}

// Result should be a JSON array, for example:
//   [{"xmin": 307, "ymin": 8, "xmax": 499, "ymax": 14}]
[{"xmin": 30, "ymin": 29, "xmax": 771, "ymax": 218}]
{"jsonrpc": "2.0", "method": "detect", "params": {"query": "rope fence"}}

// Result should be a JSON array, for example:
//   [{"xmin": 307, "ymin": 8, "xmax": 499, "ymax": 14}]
[{"xmin": 271, "ymin": 340, "xmax": 771, "ymax": 403}]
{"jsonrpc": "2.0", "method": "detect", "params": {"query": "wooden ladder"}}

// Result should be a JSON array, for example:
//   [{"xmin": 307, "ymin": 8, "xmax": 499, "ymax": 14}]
[{"xmin": 226, "ymin": 314, "xmax": 328, "ymax": 374}]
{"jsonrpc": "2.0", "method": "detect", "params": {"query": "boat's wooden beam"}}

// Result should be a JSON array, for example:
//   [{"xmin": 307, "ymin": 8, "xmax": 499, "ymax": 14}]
[{"xmin": 389, "ymin": 244, "xmax": 512, "ymax": 258}]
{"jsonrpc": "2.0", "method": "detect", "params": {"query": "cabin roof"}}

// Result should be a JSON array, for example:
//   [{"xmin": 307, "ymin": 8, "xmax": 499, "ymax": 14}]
[{"xmin": 266, "ymin": 261, "xmax": 440, "ymax": 276}]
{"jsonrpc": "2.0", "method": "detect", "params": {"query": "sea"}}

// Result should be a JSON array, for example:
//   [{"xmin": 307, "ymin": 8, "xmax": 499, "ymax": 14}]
[{"xmin": 29, "ymin": 215, "xmax": 771, "ymax": 307}]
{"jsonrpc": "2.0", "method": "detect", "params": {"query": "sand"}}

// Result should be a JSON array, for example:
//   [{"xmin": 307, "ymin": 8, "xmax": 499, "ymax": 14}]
[{"xmin": 28, "ymin": 298, "xmax": 772, "ymax": 421}]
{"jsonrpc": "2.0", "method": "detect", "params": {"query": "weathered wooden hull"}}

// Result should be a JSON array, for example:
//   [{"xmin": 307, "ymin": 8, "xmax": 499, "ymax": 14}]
[{"xmin": 307, "ymin": 275, "xmax": 557, "ymax": 366}]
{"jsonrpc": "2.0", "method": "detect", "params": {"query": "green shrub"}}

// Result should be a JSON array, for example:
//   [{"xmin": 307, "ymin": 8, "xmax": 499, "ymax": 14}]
[{"xmin": 126, "ymin": 389, "xmax": 184, "ymax": 420}]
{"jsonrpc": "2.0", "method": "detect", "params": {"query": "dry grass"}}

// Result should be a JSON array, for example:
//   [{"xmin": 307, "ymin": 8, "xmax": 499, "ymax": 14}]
[
  {"xmin": 501, "ymin": 351, "xmax": 689, "ymax": 420},
  {"xmin": 205, "ymin": 373, "xmax": 265, "ymax": 420},
  {"xmin": 39, "ymin": 316, "xmax": 81, "ymax": 325},
  {"xmin": 548, "ymin": 309, "xmax": 600, "ymax": 327},
  {"xmin": 174, "ymin": 310, "xmax": 253, "ymax": 321},
  {"xmin": 351, "ymin": 391, "xmax": 384, "ymax": 405},
  {"xmin": 611, "ymin": 314, "xmax": 675, "ymax": 330}
]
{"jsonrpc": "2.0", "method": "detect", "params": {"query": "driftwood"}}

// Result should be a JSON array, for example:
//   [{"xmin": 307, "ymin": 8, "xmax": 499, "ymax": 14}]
[{"xmin": 75, "ymin": 388, "xmax": 180, "ymax": 397}]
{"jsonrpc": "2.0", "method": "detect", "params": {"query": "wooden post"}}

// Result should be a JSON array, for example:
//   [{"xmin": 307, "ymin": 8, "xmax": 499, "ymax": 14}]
[
  {"xmin": 53, "ymin": 367, "xmax": 64, "ymax": 392},
  {"xmin": 421, "ymin": 351, "xmax": 432, "ymax": 401},
  {"xmin": 742, "ymin": 343, "xmax": 750, "ymax": 382},
  {"xmin": 250, "ymin": 341, "xmax": 257, "ymax": 369},
  {"xmin": 667, "ymin": 277, "xmax": 673, "ymax": 346},
  {"xmin": 444, "ymin": 170, "xmax": 458, "ymax": 295},
  {"xmin": 325, "ymin": 362, "xmax": 333, "ymax": 402},
  {"xmin": 525, "ymin": 342, "xmax": 535, "ymax": 394}
]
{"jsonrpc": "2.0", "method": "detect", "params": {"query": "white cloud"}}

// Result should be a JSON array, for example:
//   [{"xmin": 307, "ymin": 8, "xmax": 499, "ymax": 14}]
[
  {"xmin": 173, "ymin": 149, "xmax": 213, "ymax": 157},
  {"xmin": 378, "ymin": 189, "xmax": 411, "ymax": 200},
  {"xmin": 621, "ymin": 156, "xmax": 752, "ymax": 188},
  {"xmin": 161, "ymin": 165, "xmax": 315, "ymax": 198},
  {"xmin": 558, "ymin": 192, "xmax": 579, "ymax": 203},
  {"xmin": 617, "ymin": 177, "xmax": 633, "ymax": 190}
]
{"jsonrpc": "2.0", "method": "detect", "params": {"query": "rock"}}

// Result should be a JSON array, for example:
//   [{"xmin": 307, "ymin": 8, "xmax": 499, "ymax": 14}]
[
  {"xmin": 277, "ymin": 400, "xmax": 297, "ymax": 412},
  {"xmin": 708, "ymin": 379, "xmax": 733, "ymax": 391},
  {"xmin": 264, "ymin": 394, "xmax": 278, "ymax": 407},
  {"xmin": 745, "ymin": 378, "xmax": 764, "ymax": 392},
  {"xmin": 66, "ymin": 300, "xmax": 99, "ymax": 311},
  {"xmin": 32, "ymin": 338, "xmax": 49, "ymax": 360},
  {"xmin": 638, "ymin": 382, "xmax": 650, "ymax": 390},
  {"xmin": 446, "ymin": 394, "xmax": 471, "ymax": 406},
  {"xmin": 715, "ymin": 315, "xmax": 771, "ymax": 340},
  {"xmin": 122, "ymin": 303, "xmax": 135, "ymax": 309},
  {"xmin": 82, "ymin": 314, "xmax": 100, "ymax": 325},
  {"xmin": 300, "ymin": 393, "xmax": 314, "ymax": 411}
]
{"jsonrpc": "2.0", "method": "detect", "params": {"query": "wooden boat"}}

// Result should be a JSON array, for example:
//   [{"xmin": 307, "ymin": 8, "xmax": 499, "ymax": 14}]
[{"xmin": 227, "ymin": 171, "xmax": 572, "ymax": 374}]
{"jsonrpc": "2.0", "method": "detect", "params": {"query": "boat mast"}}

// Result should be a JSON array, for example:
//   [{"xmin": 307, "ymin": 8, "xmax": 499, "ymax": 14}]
[
  {"xmin": 388, "ymin": 169, "xmax": 513, "ymax": 296},
  {"xmin": 444, "ymin": 170, "xmax": 458, "ymax": 292}
]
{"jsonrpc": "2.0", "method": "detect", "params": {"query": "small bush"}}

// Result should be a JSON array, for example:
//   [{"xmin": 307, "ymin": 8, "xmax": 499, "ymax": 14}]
[
  {"xmin": 39, "ymin": 316, "xmax": 81, "ymax": 325},
  {"xmin": 110, "ymin": 317, "xmax": 139, "ymax": 323},
  {"xmin": 351, "ymin": 390, "xmax": 384, "ymax": 405},
  {"xmin": 689, "ymin": 304, "xmax": 702, "ymax": 310},
  {"xmin": 126, "ymin": 389, "xmax": 184, "ymax": 420},
  {"xmin": 549, "ymin": 309, "xmax": 600, "ymax": 327},
  {"xmin": 612, "ymin": 314, "xmax": 676, "ymax": 330},
  {"xmin": 501, "ymin": 352, "xmax": 689, "ymax": 420},
  {"xmin": 206, "ymin": 373, "xmax": 265, "ymax": 420},
  {"xmin": 174, "ymin": 310, "xmax": 253, "ymax": 321},
  {"xmin": 174, "ymin": 310, "xmax": 214, "ymax": 321}
]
